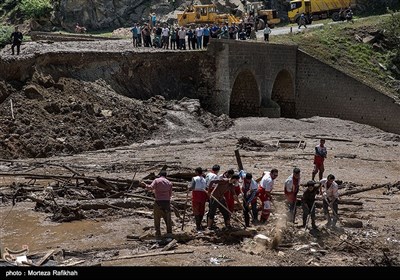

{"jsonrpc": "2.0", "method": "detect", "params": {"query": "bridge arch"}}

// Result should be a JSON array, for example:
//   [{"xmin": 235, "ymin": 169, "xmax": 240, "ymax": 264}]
[
  {"xmin": 271, "ymin": 69, "xmax": 296, "ymax": 118},
  {"xmin": 229, "ymin": 70, "xmax": 260, "ymax": 118}
]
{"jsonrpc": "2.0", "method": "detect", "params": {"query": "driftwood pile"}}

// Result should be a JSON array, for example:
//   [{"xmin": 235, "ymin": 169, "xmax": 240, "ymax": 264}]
[{"xmin": 0, "ymin": 163, "xmax": 193, "ymax": 223}]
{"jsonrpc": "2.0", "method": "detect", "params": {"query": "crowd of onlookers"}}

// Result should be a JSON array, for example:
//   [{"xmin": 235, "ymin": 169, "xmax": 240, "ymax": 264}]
[{"xmin": 130, "ymin": 20, "xmax": 264, "ymax": 50}]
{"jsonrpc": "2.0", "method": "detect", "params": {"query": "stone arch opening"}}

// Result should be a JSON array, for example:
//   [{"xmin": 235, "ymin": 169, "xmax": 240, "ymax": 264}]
[
  {"xmin": 229, "ymin": 70, "xmax": 260, "ymax": 118},
  {"xmin": 271, "ymin": 70, "xmax": 295, "ymax": 118}
]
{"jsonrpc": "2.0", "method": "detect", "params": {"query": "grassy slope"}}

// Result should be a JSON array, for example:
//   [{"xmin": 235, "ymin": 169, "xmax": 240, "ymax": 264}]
[{"xmin": 272, "ymin": 15, "xmax": 400, "ymax": 99}]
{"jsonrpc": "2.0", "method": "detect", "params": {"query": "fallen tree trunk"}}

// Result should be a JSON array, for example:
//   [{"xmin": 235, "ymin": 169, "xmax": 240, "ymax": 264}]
[
  {"xmin": 0, "ymin": 173, "xmax": 140, "ymax": 187},
  {"xmin": 339, "ymin": 184, "xmax": 389, "ymax": 197}
]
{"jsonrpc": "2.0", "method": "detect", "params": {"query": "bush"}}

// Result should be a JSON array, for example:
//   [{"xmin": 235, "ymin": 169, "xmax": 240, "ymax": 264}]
[
  {"xmin": 381, "ymin": 12, "xmax": 400, "ymax": 79},
  {"xmin": 0, "ymin": 25, "xmax": 13, "ymax": 48},
  {"xmin": 19, "ymin": 0, "xmax": 52, "ymax": 19},
  {"xmin": 356, "ymin": 0, "xmax": 400, "ymax": 16}
]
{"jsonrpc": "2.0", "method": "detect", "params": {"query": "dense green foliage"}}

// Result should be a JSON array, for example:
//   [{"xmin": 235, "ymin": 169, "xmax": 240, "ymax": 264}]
[
  {"xmin": 19, "ymin": 0, "xmax": 52, "ymax": 19},
  {"xmin": 356, "ymin": 0, "xmax": 400, "ymax": 16},
  {"xmin": 381, "ymin": 12, "xmax": 400, "ymax": 71},
  {"xmin": 0, "ymin": 25, "xmax": 12, "ymax": 47}
]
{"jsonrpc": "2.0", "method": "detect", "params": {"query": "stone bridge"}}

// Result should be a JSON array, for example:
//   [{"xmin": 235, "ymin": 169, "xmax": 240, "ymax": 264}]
[
  {"xmin": 207, "ymin": 40, "xmax": 400, "ymax": 135},
  {"xmin": 1, "ymin": 39, "xmax": 399, "ymax": 135}
]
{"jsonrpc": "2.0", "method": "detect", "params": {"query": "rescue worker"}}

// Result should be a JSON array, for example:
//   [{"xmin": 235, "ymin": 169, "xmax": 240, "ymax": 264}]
[
  {"xmin": 207, "ymin": 174, "xmax": 241, "ymax": 230},
  {"xmin": 189, "ymin": 167, "xmax": 208, "ymax": 231},
  {"xmin": 258, "ymin": 168, "xmax": 278, "ymax": 223},
  {"xmin": 302, "ymin": 180, "xmax": 320, "ymax": 229},
  {"xmin": 312, "ymin": 138, "xmax": 327, "ymax": 181},
  {"xmin": 284, "ymin": 167, "xmax": 301, "ymax": 223},
  {"xmin": 320, "ymin": 174, "xmax": 339, "ymax": 227},
  {"xmin": 143, "ymin": 170, "xmax": 173, "ymax": 239},
  {"xmin": 204, "ymin": 164, "xmax": 221, "ymax": 224},
  {"xmin": 205, "ymin": 164, "xmax": 221, "ymax": 193},
  {"xmin": 239, "ymin": 171, "xmax": 258, "ymax": 227},
  {"xmin": 222, "ymin": 169, "xmax": 240, "ymax": 213}
]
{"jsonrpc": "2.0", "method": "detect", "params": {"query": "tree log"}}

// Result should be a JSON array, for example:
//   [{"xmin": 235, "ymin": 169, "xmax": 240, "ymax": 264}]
[{"xmin": 339, "ymin": 184, "xmax": 389, "ymax": 197}]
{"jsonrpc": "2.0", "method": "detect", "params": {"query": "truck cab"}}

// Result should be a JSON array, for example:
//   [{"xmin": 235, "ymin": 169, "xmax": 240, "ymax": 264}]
[
  {"xmin": 288, "ymin": 0, "xmax": 312, "ymax": 24},
  {"xmin": 288, "ymin": 0, "xmax": 353, "ymax": 23}
]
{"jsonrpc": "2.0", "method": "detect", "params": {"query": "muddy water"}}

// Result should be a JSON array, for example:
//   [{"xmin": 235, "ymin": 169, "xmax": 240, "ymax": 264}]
[{"xmin": 0, "ymin": 201, "xmax": 135, "ymax": 253}]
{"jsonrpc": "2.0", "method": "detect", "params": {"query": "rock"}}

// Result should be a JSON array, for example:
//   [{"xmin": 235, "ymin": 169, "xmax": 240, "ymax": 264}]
[
  {"xmin": 24, "ymin": 85, "xmax": 44, "ymax": 100},
  {"xmin": 254, "ymin": 234, "xmax": 271, "ymax": 245},
  {"xmin": 341, "ymin": 218, "xmax": 363, "ymax": 228}
]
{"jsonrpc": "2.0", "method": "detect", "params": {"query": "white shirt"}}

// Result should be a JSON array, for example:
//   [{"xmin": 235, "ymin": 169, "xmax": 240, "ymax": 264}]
[
  {"xmin": 260, "ymin": 172, "xmax": 274, "ymax": 192},
  {"xmin": 162, "ymin": 27, "xmax": 170, "ymax": 37},
  {"xmin": 205, "ymin": 172, "xmax": 219, "ymax": 187},
  {"xmin": 320, "ymin": 178, "xmax": 339, "ymax": 200},
  {"xmin": 263, "ymin": 27, "xmax": 271, "ymax": 34},
  {"xmin": 190, "ymin": 175, "xmax": 207, "ymax": 191},
  {"xmin": 196, "ymin": 27, "xmax": 204, "ymax": 37},
  {"xmin": 284, "ymin": 174, "xmax": 300, "ymax": 193}
]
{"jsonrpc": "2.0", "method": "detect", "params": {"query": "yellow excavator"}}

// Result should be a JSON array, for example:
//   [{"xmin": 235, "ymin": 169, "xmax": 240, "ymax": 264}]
[
  {"xmin": 177, "ymin": 4, "xmax": 241, "ymax": 26},
  {"xmin": 242, "ymin": 1, "xmax": 281, "ymax": 29}
]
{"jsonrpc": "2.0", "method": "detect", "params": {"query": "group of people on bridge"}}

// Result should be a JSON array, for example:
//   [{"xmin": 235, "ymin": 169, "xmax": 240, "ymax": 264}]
[{"xmin": 130, "ymin": 19, "xmax": 268, "ymax": 50}]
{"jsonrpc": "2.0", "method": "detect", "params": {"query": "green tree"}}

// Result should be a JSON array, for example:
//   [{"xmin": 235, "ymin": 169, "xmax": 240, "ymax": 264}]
[
  {"xmin": 0, "ymin": 25, "xmax": 13, "ymax": 48},
  {"xmin": 19, "ymin": 0, "xmax": 52, "ymax": 19}
]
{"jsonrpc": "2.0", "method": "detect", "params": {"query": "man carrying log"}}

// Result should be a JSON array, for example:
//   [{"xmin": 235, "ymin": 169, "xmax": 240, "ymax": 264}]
[
  {"xmin": 143, "ymin": 170, "xmax": 173, "ymax": 239},
  {"xmin": 206, "ymin": 174, "xmax": 241, "ymax": 230}
]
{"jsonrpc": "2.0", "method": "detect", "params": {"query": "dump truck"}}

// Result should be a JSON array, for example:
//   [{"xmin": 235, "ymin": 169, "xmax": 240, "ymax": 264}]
[
  {"xmin": 177, "ymin": 4, "xmax": 241, "ymax": 26},
  {"xmin": 243, "ymin": 1, "xmax": 281, "ymax": 29},
  {"xmin": 288, "ymin": 0, "xmax": 356, "ymax": 23}
]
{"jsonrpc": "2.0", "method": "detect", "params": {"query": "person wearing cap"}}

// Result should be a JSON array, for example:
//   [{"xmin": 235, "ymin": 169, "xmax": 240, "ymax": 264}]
[
  {"xmin": 207, "ymin": 174, "xmax": 241, "ymax": 230},
  {"xmin": 144, "ymin": 170, "xmax": 173, "ymax": 239},
  {"xmin": 239, "ymin": 171, "xmax": 259, "ymax": 227},
  {"xmin": 284, "ymin": 167, "xmax": 301, "ymax": 223},
  {"xmin": 302, "ymin": 180, "xmax": 321, "ymax": 229},
  {"xmin": 258, "ymin": 168, "xmax": 279, "ymax": 223},
  {"xmin": 189, "ymin": 167, "xmax": 207, "ymax": 231},
  {"xmin": 320, "ymin": 174, "xmax": 339, "ymax": 227}
]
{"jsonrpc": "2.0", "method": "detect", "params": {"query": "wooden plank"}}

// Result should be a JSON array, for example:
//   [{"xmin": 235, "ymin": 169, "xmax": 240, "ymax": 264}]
[
  {"xmin": 35, "ymin": 249, "xmax": 55, "ymax": 266},
  {"xmin": 107, "ymin": 250, "xmax": 194, "ymax": 261},
  {"xmin": 234, "ymin": 149, "xmax": 244, "ymax": 171}
]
